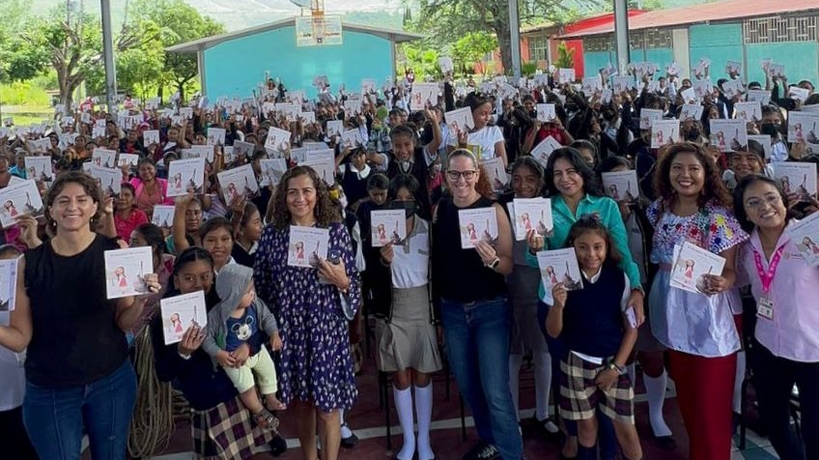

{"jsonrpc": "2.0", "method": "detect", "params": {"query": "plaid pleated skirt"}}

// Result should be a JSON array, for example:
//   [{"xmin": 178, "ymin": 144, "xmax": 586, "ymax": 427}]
[
  {"xmin": 558, "ymin": 352, "xmax": 635, "ymax": 424},
  {"xmin": 191, "ymin": 395, "xmax": 277, "ymax": 459}
]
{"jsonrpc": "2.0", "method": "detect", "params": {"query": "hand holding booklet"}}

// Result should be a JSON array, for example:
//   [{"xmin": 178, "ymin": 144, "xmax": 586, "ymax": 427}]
[
  {"xmin": 370, "ymin": 209, "xmax": 407, "ymax": 247},
  {"xmin": 787, "ymin": 211, "xmax": 819, "ymax": 266},
  {"xmin": 536, "ymin": 248, "xmax": 584, "ymax": 305},
  {"xmin": 670, "ymin": 242, "xmax": 726, "ymax": 295},
  {"xmin": 458, "ymin": 207, "xmax": 498, "ymax": 249},
  {"xmin": 509, "ymin": 198, "xmax": 552, "ymax": 241},
  {"xmin": 287, "ymin": 226, "xmax": 330, "ymax": 268},
  {"xmin": 160, "ymin": 290, "xmax": 208, "ymax": 345},
  {"xmin": 104, "ymin": 247, "xmax": 154, "ymax": 299}
]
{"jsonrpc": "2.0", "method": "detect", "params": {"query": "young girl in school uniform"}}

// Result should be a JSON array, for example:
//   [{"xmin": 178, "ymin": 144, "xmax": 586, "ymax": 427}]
[{"xmin": 545, "ymin": 216, "xmax": 643, "ymax": 460}]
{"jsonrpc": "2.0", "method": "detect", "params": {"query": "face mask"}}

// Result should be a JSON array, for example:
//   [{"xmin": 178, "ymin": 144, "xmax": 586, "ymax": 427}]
[
  {"xmin": 389, "ymin": 200, "xmax": 416, "ymax": 218},
  {"xmin": 760, "ymin": 123, "xmax": 778, "ymax": 136},
  {"xmin": 687, "ymin": 128, "xmax": 701, "ymax": 141}
]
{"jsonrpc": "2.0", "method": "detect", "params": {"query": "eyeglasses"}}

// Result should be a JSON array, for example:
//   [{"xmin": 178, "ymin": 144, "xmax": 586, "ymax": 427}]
[
  {"xmin": 446, "ymin": 170, "xmax": 477, "ymax": 181},
  {"xmin": 745, "ymin": 194, "xmax": 782, "ymax": 210}
]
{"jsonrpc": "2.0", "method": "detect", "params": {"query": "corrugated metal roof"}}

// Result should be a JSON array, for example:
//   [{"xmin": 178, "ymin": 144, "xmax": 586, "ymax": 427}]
[
  {"xmin": 166, "ymin": 16, "xmax": 424, "ymax": 53},
  {"xmin": 558, "ymin": 0, "xmax": 819, "ymax": 39}
]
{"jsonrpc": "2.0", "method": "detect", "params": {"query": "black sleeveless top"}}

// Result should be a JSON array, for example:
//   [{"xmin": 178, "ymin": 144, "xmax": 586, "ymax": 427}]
[
  {"xmin": 24, "ymin": 234, "xmax": 128, "ymax": 387},
  {"xmin": 432, "ymin": 196, "xmax": 507, "ymax": 303}
]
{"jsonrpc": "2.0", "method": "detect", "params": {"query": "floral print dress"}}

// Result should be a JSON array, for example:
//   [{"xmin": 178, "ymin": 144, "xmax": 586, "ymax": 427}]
[
  {"xmin": 646, "ymin": 200, "xmax": 749, "ymax": 357},
  {"xmin": 254, "ymin": 221, "xmax": 361, "ymax": 412}
]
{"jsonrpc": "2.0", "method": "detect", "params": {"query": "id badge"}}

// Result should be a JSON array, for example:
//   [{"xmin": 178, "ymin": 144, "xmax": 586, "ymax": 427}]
[{"xmin": 757, "ymin": 296, "xmax": 774, "ymax": 320}]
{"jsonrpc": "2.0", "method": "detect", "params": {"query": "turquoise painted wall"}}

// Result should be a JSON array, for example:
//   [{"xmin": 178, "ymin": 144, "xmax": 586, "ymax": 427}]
[
  {"xmin": 746, "ymin": 42, "xmax": 819, "ymax": 87},
  {"xmin": 584, "ymin": 48, "xmax": 673, "ymax": 81},
  {"xmin": 688, "ymin": 24, "xmax": 743, "ymax": 79},
  {"xmin": 202, "ymin": 26, "xmax": 393, "ymax": 98}
]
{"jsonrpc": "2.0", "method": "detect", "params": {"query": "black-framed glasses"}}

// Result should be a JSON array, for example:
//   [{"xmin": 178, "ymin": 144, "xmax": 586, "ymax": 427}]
[{"xmin": 446, "ymin": 170, "xmax": 477, "ymax": 181}]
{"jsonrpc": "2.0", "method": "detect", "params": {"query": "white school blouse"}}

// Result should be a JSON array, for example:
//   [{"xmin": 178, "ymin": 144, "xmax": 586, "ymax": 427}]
[{"xmin": 391, "ymin": 217, "xmax": 430, "ymax": 289}]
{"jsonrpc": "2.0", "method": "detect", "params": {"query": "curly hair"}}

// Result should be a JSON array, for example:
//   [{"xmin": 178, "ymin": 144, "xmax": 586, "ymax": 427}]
[
  {"xmin": 652, "ymin": 142, "xmax": 732, "ymax": 210},
  {"xmin": 445, "ymin": 148, "xmax": 495, "ymax": 199},
  {"xmin": 270, "ymin": 165, "xmax": 340, "ymax": 230},
  {"xmin": 45, "ymin": 170, "xmax": 104, "ymax": 231}
]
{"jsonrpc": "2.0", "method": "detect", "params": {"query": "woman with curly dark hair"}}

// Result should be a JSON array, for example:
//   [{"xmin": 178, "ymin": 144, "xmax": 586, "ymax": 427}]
[
  {"xmin": 646, "ymin": 142, "xmax": 748, "ymax": 460},
  {"xmin": 253, "ymin": 165, "xmax": 362, "ymax": 460}
]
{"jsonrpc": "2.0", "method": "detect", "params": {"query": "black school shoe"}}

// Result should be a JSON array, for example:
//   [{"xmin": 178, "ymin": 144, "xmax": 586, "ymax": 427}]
[
  {"xmin": 340, "ymin": 423, "xmax": 359, "ymax": 448},
  {"xmin": 462, "ymin": 441, "xmax": 501, "ymax": 460},
  {"xmin": 269, "ymin": 433, "xmax": 288, "ymax": 456}
]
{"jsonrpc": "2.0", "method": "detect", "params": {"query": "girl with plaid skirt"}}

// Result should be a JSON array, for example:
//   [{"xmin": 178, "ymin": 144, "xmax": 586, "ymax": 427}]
[{"xmin": 544, "ymin": 216, "xmax": 643, "ymax": 460}]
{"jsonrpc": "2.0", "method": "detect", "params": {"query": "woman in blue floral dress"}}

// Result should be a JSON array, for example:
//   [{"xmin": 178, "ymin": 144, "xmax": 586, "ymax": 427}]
[{"xmin": 254, "ymin": 165, "xmax": 361, "ymax": 460}]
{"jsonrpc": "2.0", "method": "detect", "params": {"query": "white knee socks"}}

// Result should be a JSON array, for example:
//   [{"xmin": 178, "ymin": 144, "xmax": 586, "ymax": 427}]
[
  {"xmin": 733, "ymin": 350, "xmax": 746, "ymax": 414},
  {"xmin": 340, "ymin": 409, "xmax": 353, "ymax": 438},
  {"xmin": 643, "ymin": 370, "xmax": 672, "ymax": 437},
  {"xmin": 394, "ymin": 386, "xmax": 415, "ymax": 460},
  {"xmin": 414, "ymin": 383, "xmax": 435, "ymax": 460},
  {"xmin": 533, "ymin": 352, "xmax": 553, "ymax": 422},
  {"xmin": 508, "ymin": 354, "xmax": 523, "ymax": 421}
]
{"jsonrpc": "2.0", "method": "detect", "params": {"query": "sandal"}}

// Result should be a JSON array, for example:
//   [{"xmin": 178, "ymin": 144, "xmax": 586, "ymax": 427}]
[{"xmin": 252, "ymin": 408, "xmax": 278, "ymax": 431}]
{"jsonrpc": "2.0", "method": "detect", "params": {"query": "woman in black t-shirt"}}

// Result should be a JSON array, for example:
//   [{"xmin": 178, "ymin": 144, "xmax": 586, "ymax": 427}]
[{"xmin": 0, "ymin": 171, "xmax": 160, "ymax": 459}]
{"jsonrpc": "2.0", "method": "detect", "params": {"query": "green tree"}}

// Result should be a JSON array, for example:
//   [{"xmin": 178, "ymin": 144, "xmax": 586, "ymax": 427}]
[
  {"xmin": 451, "ymin": 33, "xmax": 498, "ymax": 75},
  {"xmin": 399, "ymin": 44, "xmax": 441, "ymax": 79},
  {"xmin": 130, "ymin": 0, "xmax": 225, "ymax": 102},
  {"xmin": 555, "ymin": 41, "xmax": 575, "ymax": 69},
  {"xmin": 414, "ymin": 0, "xmax": 601, "ymax": 74}
]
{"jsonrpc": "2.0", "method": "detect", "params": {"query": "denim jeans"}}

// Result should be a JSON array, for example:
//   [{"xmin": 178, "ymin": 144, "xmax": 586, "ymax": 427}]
[
  {"xmin": 538, "ymin": 300, "xmax": 617, "ymax": 460},
  {"xmin": 23, "ymin": 360, "xmax": 137, "ymax": 460},
  {"xmin": 441, "ymin": 296, "xmax": 523, "ymax": 460}
]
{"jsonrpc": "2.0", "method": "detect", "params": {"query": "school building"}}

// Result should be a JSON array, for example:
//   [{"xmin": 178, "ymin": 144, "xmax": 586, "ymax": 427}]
[
  {"xmin": 482, "ymin": 0, "xmax": 819, "ymax": 85},
  {"xmin": 166, "ymin": 17, "xmax": 423, "ymax": 99}
]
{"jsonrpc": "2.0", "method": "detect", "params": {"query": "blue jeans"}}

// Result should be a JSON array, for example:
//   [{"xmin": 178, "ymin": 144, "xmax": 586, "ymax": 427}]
[
  {"xmin": 23, "ymin": 360, "xmax": 137, "ymax": 460},
  {"xmin": 441, "ymin": 297, "xmax": 523, "ymax": 460},
  {"xmin": 538, "ymin": 301, "xmax": 617, "ymax": 460}
]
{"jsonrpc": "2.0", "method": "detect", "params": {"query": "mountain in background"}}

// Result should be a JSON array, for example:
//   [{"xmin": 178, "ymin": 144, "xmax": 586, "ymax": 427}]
[{"xmin": 27, "ymin": 0, "xmax": 723, "ymax": 34}]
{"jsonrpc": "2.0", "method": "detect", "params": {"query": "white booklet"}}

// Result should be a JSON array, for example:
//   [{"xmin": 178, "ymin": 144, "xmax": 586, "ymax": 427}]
[
  {"xmin": 670, "ymin": 242, "xmax": 726, "ymax": 295},
  {"xmin": 651, "ymin": 119, "xmax": 680, "ymax": 148},
  {"xmin": 787, "ymin": 212, "xmax": 819, "ymax": 267},
  {"xmin": 151, "ymin": 205, "xmax": 175, "ymax": 229},
  {"xmin": 639, "ymin": 109, "xmax": 664, "ymax": 130},
  {"xmin": 370, "ymin": 209, "xmax": 407, "ymax": 247},
  {"xmin": 409, "ymin": 82, "xmax": 438, "ymax": 110},
  {"xmin": 612, "ymin": 76, "xmax": 635, "ymax": 94},
  {"xmin": 747, "ymin": 135, "xmax": 772, "ymax": 159},
  {"xmin": 104, "ymin": 246, "xmax": 153, "ymax": 299},
  {"xmin": 773, "ymin": 162, "xmax": 818, "ymax": 202},
  {"xmin": 530, "ymin": 135, "xmax": 562, "ymax": 166},
  {"xmin": 259, "ymin": 158, "xmax": 288, "ymax": 187},
  {"xmin": 183, "ymin": 145, "xmax": 214, "ymax": 163},
  {"xmin": 746, "ymin": 90, "xmax": 771, "ymax": 105},
  {"xmin": 733, "ymin": 101, "xmax": 762, "ymax": 122},
  {"xmin": 709, "ymin": 119, "xmax": 747, "ymax": 152},
  {"xmin": 680, "ymin": 103, "xmax": 704, "ymax": 121},
  {"xmin": 511, "ymin": 198, "xmax": 552, "ymax": 241},
  {"xmin": 536, "ymin": 248, "xmax": 584, "ymax": 304},
  {"xmin": 787, "ymin": 112, "xmax": 819, "ymax": 144},
  {"xmin": 89, "ymin": 165, "xmax": 122, "ymax": 196},
  {"xmin": 287, "ymin": 226, "xmax": 330, "ymax": 268},
  {"xmin": 0, "ymin": 179, "xmax": 44, "ymax": 228},
  {"xmin": 340, "ymin": 128, "xmax": 364, "ymax": 150},
  {"xmin": 217, "ymin": 164, "xmax": 259, "ymax": 204},
  {"xmin": 303, "ymin": 149, "xmax": 336, "ymax": 186},
  {"xmin": 166, "ymin": 157, "xmax": 206, "ymax": 197},
  {"xmin": 601, "ymin": 170, "xmax": 639, "ymax": 203},
  {"xmin": 92, "ymin": 148, "xmax": 118, "ymax": 169},
  {"xmin": 445, "ymin": 107, "xmax": 474, "ymax": 134},
  {"xmin": 142, "ymin": 129, "xmax": 160, "ymax": 146},
  {"xmin": 536, "ymin": 104, "xmax": 557, "ymax": 123},
  {"xmin": 482, "ymin": 157, "xmax": 508, "ymax": 192},
  {"xmin": 326, "ymin": 120, "xmax": 344, "ymax": 138},
  {"xmin": 117, "ymin": 153, "xmax": 139, "ymax": 168},
  {"xmin": 232, "ymin": 140, "xmax": 255, "ymax": 160},
  {"xmin": 264, "ymin": 127, "xmax": 292, "ymax": 153},
  {"xmin": 159, "ymin": 290, "xmax": 208, "ymax": 345},
  {"xmin": 557, "ymin": 68, "xmax": 575, "ymax": 84},
  {"xmin": 206, "ymin": 128, "xmax": 226, "ymax": 145},
  {"xmin": 0, "ymin": 258, "xmax": 19, "ymax": 312},
  {"xmin": 458, "ymin": 207, "xmax": 498, "ymax": 249},
  {"xmin": 25, "ymin": 156, "xmax": 54, "ymax": 184}
]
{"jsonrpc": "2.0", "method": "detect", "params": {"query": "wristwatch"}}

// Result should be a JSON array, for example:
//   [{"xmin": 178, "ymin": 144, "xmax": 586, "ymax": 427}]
[
  {"xmin": 608, "ymin": 362, "xmax": 626, "ymax": 375},
  {"xmin": 486, "ymin": 256, "xmax": 500, "ymax": 269}
]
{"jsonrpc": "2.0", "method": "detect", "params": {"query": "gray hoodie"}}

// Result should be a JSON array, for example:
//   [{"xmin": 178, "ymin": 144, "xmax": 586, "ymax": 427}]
[{"xmin": 202, "ymin": 264, "xmax": 278, "ymax": 358}]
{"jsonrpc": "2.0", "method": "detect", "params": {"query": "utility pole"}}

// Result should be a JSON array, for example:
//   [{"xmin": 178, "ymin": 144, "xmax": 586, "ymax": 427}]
[
  {"xmin": 100, "ymin": 0, "xmax": 118, "ymax": 112},
  {"xmin": 614, "ymin": 0, "xmax": 631, "ymax": 73},
  {"xmin": 508, "ymin": 0, "xmax": 522, "ymax": 77}
]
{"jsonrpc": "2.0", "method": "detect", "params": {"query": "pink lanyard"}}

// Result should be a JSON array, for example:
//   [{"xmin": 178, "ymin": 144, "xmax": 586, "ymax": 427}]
[{"xmin": 752, "ymin": 245, "xmax": 786, "ymax": 294}]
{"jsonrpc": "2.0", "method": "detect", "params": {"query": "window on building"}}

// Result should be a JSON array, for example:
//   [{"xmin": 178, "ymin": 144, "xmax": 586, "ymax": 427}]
[
  {"xmin": 528, "ymin": 35, "xmax": 549, "ymax": 62},
  {"xmin": 744, "ymin": 15, "xmax": 817, "ymax": 43}
]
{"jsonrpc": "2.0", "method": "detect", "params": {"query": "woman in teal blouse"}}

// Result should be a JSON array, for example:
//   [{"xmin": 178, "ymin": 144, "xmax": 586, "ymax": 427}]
[{"xmin": 527, "ymin": 147, "xmax": 645, "ymax": 460}]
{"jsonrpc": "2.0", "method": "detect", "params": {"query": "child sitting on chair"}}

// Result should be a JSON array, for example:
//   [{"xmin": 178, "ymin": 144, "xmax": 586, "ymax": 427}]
[{"xmin": 203, "ymin": 264, "xmax": 286, "ymax": 430}]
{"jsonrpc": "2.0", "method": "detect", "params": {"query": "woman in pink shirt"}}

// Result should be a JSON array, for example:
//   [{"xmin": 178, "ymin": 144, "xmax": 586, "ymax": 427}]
[
  {"xmin": 114, "ymin": 183, "xmax": 149, "ymax": 241},
  {"xmin": 733, "ymin": 175, "xmax": 819, "ymax": 460},
  {"xmin": 129, "ymin": 158, "xmax": 173, "ymax": 219}
]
